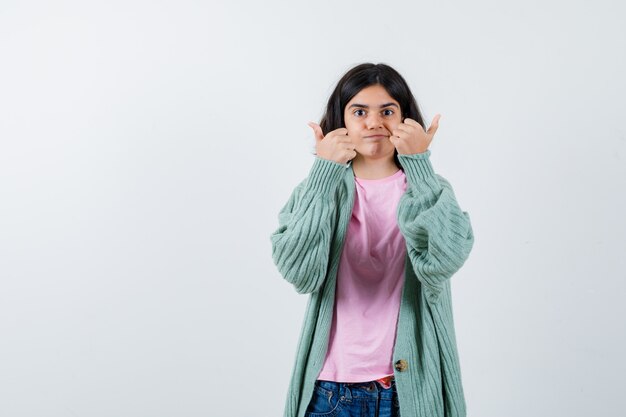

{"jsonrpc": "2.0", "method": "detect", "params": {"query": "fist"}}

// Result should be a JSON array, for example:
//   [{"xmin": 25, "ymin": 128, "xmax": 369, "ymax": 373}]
[
  {"xmin": 389, "ymin": 115, "xmax": 441, "ymax": 155},
  {"xmin": 308, "ymin": 122, "xmax": 357, "ymax": 165}
]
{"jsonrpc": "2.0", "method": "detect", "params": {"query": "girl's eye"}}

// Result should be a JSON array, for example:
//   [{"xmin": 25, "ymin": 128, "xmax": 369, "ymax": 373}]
[
  {"xmin": 383, "ymin": 109, "xmax": 394, "ymax": 116},
  {"xmin": 354, "ymin": 109, "xmax": 366, "ymax": 116}
]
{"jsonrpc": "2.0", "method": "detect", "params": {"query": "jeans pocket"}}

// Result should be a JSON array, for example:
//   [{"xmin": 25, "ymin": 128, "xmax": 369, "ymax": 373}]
[{"xmin": 304, "ymin": 383, "xmax": 343, "ymax": 417}]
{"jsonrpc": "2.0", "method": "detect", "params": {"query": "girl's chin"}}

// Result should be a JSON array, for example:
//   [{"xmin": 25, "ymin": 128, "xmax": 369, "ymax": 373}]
[{"xmin": 355, "ymin": 146, "xmax": 396, "ymax": 158}]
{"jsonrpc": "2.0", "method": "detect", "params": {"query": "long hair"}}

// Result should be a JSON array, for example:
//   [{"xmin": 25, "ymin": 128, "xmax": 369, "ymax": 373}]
[{"xmin": 319, "ymin": 63, "xmax": 425, "ymax": 169}]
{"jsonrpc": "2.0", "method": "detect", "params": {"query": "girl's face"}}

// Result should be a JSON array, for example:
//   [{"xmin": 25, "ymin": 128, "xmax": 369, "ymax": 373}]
[{"xmin": 343, "ymin": 84, "xmax": 403, "ymax": 163}]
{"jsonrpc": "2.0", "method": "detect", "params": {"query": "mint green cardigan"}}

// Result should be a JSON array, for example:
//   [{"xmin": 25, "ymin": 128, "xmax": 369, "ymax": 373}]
[{"xmin": 270, "ymin": 150, "xmax": 474, "ymax": 417}]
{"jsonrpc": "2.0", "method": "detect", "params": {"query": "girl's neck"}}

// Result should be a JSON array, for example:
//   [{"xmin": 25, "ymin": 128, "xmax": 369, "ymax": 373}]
[{"xmin": 352, "ymin": 155, "xmax": 400, "ymax": 180}]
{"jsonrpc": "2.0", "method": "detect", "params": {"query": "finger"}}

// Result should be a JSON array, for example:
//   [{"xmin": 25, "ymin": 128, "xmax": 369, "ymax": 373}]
[
  {"xmin": 394, "ymin": 124, "xmax": 415, "ymax": 134},
  {"xmin": 401, "ymin": 120, "xmax": 425, "ymax": 134},
  {"xmin": 427, "ymin": 114, "xmax": 441, "ymax": 135},
  {"xmin": 336, "ymin": 138, "xmax": 355, "ymax": 149},
  {"xmin": 307, "ymin": 122, "xmax": 324, "ymax": 142},
  {"xmin": 403, "ymin": 118, "xmax": 422, "ymax": 128},
  {"xmin": 330, "ymin": 127, "xmax": 349, "ymax": 137},
  {"xmin": 335, "ymin": 136, "xmax": 354, "ymax": 144},
  {"xmin": 392, "ymin": 128, "xmax": 409, "ymax": 138}
]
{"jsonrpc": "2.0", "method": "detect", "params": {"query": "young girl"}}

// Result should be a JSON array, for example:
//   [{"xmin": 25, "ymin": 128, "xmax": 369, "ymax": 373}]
[{"xmin": 271, "ymin": 63, "xmax": 474, "ymax": 417}]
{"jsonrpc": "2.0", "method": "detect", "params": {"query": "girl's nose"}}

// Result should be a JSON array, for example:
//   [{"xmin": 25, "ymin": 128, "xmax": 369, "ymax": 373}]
[{"xmin": 366, "ymin": 113, "xmax": 383, "ymax": 129}]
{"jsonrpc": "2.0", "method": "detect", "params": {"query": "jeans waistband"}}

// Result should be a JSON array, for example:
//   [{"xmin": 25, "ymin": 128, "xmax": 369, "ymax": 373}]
[{"xmin": 315, "ymin": 377, "xmax": 396, "ymax": 401}]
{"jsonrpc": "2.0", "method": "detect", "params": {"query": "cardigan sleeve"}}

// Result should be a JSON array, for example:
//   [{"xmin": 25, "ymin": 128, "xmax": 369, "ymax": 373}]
[
  {"xmin": 270, "ymin": 157, "xmax": 348, "ymax": 294},
  {"xmin": 396, "ymin": 150, "xmax": 474, "ymax": 305}
]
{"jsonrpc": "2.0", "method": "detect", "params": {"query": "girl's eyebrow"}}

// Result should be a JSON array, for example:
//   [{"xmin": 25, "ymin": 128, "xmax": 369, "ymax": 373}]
[{"xmin": 348, "ymin": 102, "xmax": 399, "ymax": 109}]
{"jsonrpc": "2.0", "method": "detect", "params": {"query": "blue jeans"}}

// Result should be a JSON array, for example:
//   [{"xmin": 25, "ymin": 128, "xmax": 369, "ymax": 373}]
[{"xmin": 304, "ymin": 378, "xmax": 401, "ymax": 417}]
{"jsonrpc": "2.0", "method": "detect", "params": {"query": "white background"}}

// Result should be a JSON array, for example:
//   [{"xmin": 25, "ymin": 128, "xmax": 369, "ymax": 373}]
[{"xmin": 1, "ymin": 1, "xmax": 625, "ymax": 416}]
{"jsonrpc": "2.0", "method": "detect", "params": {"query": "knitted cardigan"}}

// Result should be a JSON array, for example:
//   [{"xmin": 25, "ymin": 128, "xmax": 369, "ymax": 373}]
[{"xmin": 270, "ymin": 150, "xmax": 474, "ymax": 417}]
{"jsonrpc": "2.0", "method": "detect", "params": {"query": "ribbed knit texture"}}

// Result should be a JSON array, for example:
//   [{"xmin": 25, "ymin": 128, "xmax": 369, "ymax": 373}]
[{"xmin": 270, "ymin": 150, "xmax": 474, "ymax": 417}]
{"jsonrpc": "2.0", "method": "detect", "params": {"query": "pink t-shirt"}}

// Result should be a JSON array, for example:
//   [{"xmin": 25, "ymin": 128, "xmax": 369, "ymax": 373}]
[{"xmin": 318, "ymin": 168, "xmax": 408, "ymax": 382}]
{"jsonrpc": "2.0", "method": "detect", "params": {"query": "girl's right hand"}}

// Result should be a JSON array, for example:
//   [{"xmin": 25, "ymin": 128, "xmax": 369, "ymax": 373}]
[{"xmin": 308, "ymin": 122, "xmax": 357, "ymax": 165}]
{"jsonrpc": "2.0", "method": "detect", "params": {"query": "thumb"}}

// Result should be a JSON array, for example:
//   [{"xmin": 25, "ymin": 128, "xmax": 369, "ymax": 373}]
[
  {"xmin": 427, "ymin": 114, "xmax": 441, "ymax": 135},
  {"xmin": 307, "ymin": 122, "xmax": 324, "ymax": 142}
]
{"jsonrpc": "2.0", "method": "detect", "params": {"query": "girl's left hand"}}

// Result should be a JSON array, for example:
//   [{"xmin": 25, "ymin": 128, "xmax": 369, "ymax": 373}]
[{"xmin": 390, "ymin": 114, "xmax": 441, "ymax": 155}]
